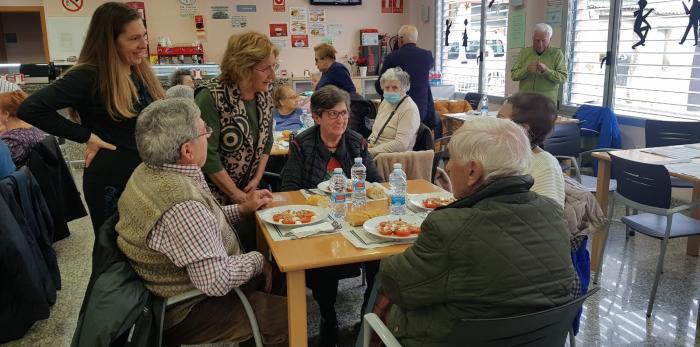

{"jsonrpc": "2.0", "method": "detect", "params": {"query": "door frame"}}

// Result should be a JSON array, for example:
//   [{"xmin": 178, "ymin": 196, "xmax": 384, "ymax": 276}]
[{"xmin": 0, "ymin": 6, "xmax": 50, "ymax": 63}]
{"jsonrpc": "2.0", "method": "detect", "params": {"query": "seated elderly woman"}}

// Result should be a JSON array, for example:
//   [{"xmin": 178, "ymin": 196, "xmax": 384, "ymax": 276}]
[
  {"xmin": 0, "ymin": 91, "xmax": 46, "ymax": 167},
  {"xmin": 279, "ymin": 85, "xmax": 382, "ymax": 346},
  {"xmin": 116, "ymin": 98, "xmax": 287, "ymax": 346},
  {"xmin": 367, "ymin": 67, "xmax": 420, "ymax": 157},
  {"xmin": 497, "ymin": 92, "xmax": 565, "ymax": 206},
  {"xmin": 376, "ymin": 117, "xmax": 576, "ymax": 346},
  {"xmin": 271, "ymin": 84, "xmax": 303, "ymax": 132}
]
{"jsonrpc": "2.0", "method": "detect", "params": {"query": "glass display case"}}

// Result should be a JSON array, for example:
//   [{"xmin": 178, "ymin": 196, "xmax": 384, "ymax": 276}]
[{"xmin": 151, "ymin": 64, "xmax": 221, "ymax": 83}]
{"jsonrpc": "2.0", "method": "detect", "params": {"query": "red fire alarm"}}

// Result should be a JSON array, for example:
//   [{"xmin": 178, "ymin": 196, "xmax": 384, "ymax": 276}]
[{"xmin": 195, "ymin": 15, "xmax": 205, "ymax": 33}]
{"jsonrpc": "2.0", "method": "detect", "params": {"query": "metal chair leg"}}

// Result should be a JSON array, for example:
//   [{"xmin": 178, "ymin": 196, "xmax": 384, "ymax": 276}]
[
  {"xmin": 594, "ymin": 196, "xmax": 615, "ymax": 285},
  {"xmin": 646, "ymin": 217, "xmax": 673, "ymax": 317},
  {"xmin": 624, "ymin": 206, "xmax": 630, "ymax": 240}
]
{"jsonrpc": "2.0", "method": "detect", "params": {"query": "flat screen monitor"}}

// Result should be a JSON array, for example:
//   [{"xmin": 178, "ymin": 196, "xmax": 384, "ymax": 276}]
[{"xmin": 310, "ymin": 0, "xmax": 361, "ymax": 5}]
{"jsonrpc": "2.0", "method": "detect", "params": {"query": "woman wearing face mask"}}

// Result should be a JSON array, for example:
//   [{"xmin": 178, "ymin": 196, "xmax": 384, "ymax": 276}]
[
  {"xmin": 17, "ymin": 2, "xmax": 163, "ymax": 231},
  {"xmin": 367, "ymin": 67, "xmax": 420, "ymax": 157}
]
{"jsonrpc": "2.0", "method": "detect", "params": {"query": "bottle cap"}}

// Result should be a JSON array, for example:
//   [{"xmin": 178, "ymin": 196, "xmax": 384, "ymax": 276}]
[
  {"xmin": 393, "ymin": 163, "xmax": 402, "ymax": 169},
  {"xmin": 334, "ymin": 168, "xmax": 343, "ymax": 173},
  {"xmin": 354, "ymin": 157, "xmax": 362, "ymax": 163}
]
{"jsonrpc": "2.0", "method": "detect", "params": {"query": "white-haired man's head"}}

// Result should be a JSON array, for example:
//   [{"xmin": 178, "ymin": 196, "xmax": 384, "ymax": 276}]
[
  {"xmin": 398, "ymin": 25, "xmax": 418, "ymax": 46},
  {"xmin": 533, "ymin": 23, "xmax": 553, "ymax": 54},
  {"xmin": 446, "ymin": 117, "xmax": 532, "ymax": 199}
]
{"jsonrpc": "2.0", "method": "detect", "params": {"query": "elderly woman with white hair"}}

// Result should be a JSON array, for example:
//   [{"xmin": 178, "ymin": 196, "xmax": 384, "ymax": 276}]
[
  {"xmin": 165, "ymin": 84, "xmax": 194, "ymax": 99},
  {"xmin": 375, "ymin": 117, "xmax": 576, "ymax": 346},
  {"xmin": 367, "ymin": 67, "xmax": 420, "ymax": 157}
]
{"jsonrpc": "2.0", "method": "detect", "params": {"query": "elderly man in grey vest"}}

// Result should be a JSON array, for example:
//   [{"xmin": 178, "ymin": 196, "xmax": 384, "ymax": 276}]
[{"xmin": 116, "ymin": 98, "xmax": 287, "ymax": 346}]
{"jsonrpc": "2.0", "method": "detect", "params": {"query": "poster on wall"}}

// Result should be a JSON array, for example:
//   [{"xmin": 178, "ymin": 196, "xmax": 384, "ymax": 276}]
[
  {"xmin": 327, "ymin": 24, "xmax": 343, "ymax": 36},
  {"xmin": 236, "ymin": 5, "xmax": 256, "ymax": 12},
  {"xmin": 291, "ymin": 35, "xmax": 308, "ymax": 48},
  {"xmin": 290, "ymin": 7, "xmax": 308, "ymax": 35},
  {"xmin": 546, "ymin": 6, "xmax": 562, "ymax": 27},
  {"xmin": 382, "ymin": 0, "xmax": 404, "ymax": 14},
  {"xmin": 309, "ymin": 23, "xmax": 326, "ymax": 37},
  {"xmin": 271, "ymin": 37, "xmax": 287, "ymax": 50},
  {"xmin": 179, "ymin": 0, "xmax": 197, "ymax": 18},
  {"xmin": 211, "ymin": 6, "xmax": 229, "ymax": 19},
  {"xmin": 270, "ymin": 24, "xmax": 288, "ymax": 37},
  {"xmin": 273, "ymin": 0, "xmax": 285, "ymax": 12},
  {"xmin": 231, "ymin": 15, "xmax": 248, "ymax": 28},
  {"xmin": 508, "ymin": 10, "xmax": 526, "ymax": 49},
  {"xmin": 309, "ymin": 9, "xmax": 325, "ymax": 23}
]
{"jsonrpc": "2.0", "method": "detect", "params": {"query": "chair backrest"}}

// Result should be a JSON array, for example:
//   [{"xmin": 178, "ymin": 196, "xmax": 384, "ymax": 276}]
[
  {"xmin": 412, "ymin": 123, "xmax": 435, "ymax": 152},
  {"xmin": 610, "ymin": 154, "xmax": 671, "ymax": 209},
  {"xmin": 373, "ymin": 150, "xmax": 434, "ymax": 182},
  {"xmin": 349, "ymin": 96, "xmax": 377, "ymax": 139},
  {"xmin": 543, "ymin": 122, "xmax": 582, "ymax": 158},
  {"xmin": 447, "ymin": 287, "xmax": 599, "ymax": 347},
  {"xmin": 644, "ymin": 120, "xmax": 700, "ymax": 147},
  {"xmin": 464, "ymin": 92, "xmax": 483, "ymax": 111}
]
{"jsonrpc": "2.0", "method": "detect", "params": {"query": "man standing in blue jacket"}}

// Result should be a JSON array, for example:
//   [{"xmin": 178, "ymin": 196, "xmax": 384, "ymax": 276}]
[{"xmin": 375, "ymin": 25, "xmax": 437, "ymax": 134}]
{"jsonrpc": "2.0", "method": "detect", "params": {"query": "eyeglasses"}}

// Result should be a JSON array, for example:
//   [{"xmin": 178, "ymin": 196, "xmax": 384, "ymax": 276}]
[
  {"xmin": 180, "ymin": 125, "xmax": 213, "ymax": 148},
  {"xmin": 254, "ymin": 63, "xmax": 280, "ymax": 74},
  {"xmin": 322, "ymin": 110, "xmax": 349, "ymax": 120}
]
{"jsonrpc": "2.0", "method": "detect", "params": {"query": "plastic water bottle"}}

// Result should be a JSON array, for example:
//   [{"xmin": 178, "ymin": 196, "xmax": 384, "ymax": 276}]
[
  {"xmin": 480, "ymin": 94, "xmax": 489, "ymax": 117},
  {"xmin": 300, "ymin": 110, "xmax": 314, "ymax": 130},
  {"xmin": 329, "ymin": 168, "xmax": 347, "ymax": 219},
  {"xmin": 389, "ymin": 163, "xmax": 407, "ymax": 215},
  {"xmin": 351, "ymin": 157, "xmax": 367, "ymax": 207}
]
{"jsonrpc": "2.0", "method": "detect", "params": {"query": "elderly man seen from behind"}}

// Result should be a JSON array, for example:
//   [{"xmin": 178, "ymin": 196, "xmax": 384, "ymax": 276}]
[
  {"xmin": 376, "ymin": 117, "xmax": 576, "ymax": 347},
  {"xmin": 511, "ymin": 23, "xmax": 567, "ymax": 105},
  {"xmin": 367, "ymin": 67, "xmax": 420, "ymax": 157},
  {"xmin": 116, "ymin": 98, "xmax": 287, "ymax": 346},
  {"xmin": 165, "ymin": 84, "xmax": 195, "ymax": 99}
]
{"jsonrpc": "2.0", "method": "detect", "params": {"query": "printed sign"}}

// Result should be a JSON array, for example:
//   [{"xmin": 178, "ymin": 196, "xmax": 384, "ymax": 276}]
[
  {"xmin": 236, "ymin": 5, "xmax": 256, "ymax": 12},
  {"xmin": 62, "ymin": 0, "xmax": 83, "ymax": 12},
  {"xmin": 291, "ymin": 35, "xmax": 308, "ymax": 48},
  {"xmin": 381, "ymin": 0, "xmax": 403, "ymax": 14},
  {"xmin": 270, "ymin": 24, "xmax": 288, "ymax": 37},
  {"xmin": 231, "ymin": 15, "xmax": 248, "ymax": 28},
  {"xmin": 273, "ymin": 0, "xmax": 285, "ymax": 12},
  {"xmin": 211, "ymin": 6, "xmax": 229, "ymax": 19}
]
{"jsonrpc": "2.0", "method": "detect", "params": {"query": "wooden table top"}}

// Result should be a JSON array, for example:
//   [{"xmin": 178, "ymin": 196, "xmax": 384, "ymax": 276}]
[
  {"xmin": 256, "ymin": 179, "xmax": 445, "ymax": 272},
  {"xmin": 593, "ymin": 148, "xmax": 700, "ymax": 185}
]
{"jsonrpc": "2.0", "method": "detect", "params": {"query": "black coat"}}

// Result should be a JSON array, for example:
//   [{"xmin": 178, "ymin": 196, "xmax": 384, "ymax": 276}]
[
  {"xmin": 26, "ymin": 135, "xmax": 87, "ymax": 241},
  {"xmin": 280, "ymin": 125, "xmax": 383, "ymax": 192},
  {"xmin": 0, "ymin": 168, "xmax": 59, "ymax": 343}
]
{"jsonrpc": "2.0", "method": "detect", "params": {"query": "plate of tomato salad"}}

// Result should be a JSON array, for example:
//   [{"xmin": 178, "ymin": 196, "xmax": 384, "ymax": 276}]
[
  {"xmin": 259, "ymin": 205, "xmax": 329, "ymax": 226},
  {"xmin": 363, "ymin": 215, "xmax": 423, "ymax": 240}
]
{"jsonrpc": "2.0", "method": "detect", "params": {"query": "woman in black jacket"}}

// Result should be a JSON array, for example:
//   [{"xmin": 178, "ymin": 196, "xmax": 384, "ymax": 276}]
[
  {"xmin": 17, "ymin": 2, "xmax": 164, "ymax": 231},
  {"xmin": 280, "ymin": 85, "xmax": 382, "ymax": 346}
]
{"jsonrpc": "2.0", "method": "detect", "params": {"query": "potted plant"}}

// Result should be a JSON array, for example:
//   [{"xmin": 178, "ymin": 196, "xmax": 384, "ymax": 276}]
[{"xmin": 356, "ymin": 56, "xmax": 368, "ymax": 77}]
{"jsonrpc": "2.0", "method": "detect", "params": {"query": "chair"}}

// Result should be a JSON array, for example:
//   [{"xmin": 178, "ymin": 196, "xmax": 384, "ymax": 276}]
[
  {"xmin": 412, "ymin": 123, "xmax": 435, "ymax": 152},
  {"xmin": 432, "ymin": 136, "xmax": 452, "ymax": 187},
  {"xmin": 464, "ymin": 92, "xmax": 483, "ymax": 111},
  {"xmin": 543, "ymin": 122, "xmax": 617, "ymax": 193},
  {"xmin": 645, "ymin": 119, "xmax": 700, "ymax": 188},
  {"xmin": 374, "ymin": 150, "xmax": 434, "ymax": 182},
  {"xmin": 159, "ymin": 288, "xmax": 263, "ymax": 347},
  {"xmin": 595, "ymin": 154, "xmax": 700, "ymax": 317},
  {"xmin": 350, "ymin": 96, "xmax": 377, "ymax": 139},
  {"xmin": 362, "ymin": 287, "xmax": 600, "ymax": 347}
]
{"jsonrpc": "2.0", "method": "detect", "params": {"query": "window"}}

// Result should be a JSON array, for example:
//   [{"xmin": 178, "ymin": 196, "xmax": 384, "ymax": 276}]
[
  {"xmin": 565, "ymin": 0, "xmax": 700, "ymax": 119},
  {"xmin": 437, "ymin": 0, "xmax": 509, "ymax": 96}
]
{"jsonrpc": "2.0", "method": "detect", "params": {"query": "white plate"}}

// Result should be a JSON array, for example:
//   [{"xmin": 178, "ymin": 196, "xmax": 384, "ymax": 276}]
[
  {"xmin": 258, "ymin": 205, "xmax": 328, "ymax": 226},
  {"xmin": 408, "ymin": 193, "xmax": 456, "ymax": 211},
  {"xmin": 317, "ymin": 179, "xmax": 351, "ymax": 194},
  {"xmin": 363, "ymin": 215, "xmax": 423, "ymax": 240}
]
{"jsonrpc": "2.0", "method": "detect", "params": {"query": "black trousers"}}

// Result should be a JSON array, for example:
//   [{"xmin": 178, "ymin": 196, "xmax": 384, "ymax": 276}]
[
  {"xmin": 305, "ymin": 261, "xmax": 380, "ymax": 322},
  {"xmin": 82, "ymin": 148, "xmax": 141, "ymax": 232}
]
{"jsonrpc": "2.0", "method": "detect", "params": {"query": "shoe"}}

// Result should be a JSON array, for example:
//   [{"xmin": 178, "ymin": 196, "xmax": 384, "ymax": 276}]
[{"xmin": 318, "ymin": 317, "xmax": 339, "ymax": 347}]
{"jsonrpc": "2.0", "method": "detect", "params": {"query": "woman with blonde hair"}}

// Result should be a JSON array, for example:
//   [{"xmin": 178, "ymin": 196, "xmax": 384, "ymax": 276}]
[
  {"xmin": 18, "ymin": 2, "xmax": 164, "ymax": 231},
  {"xmin": 314, "ymin": 43, "xmax": 356, "ymax": 94},
  {"xmin": 0, "ymin": 90, "xmax": 46, "ymax": 167}
]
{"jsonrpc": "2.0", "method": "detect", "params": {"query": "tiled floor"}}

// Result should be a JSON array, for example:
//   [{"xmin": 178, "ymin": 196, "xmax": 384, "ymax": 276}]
[{"xmin": 2, "ymin": 169, "xmax": 699, "ymax": 347}]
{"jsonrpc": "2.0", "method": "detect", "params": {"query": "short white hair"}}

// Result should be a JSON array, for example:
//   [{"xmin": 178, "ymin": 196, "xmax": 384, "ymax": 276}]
[
  {"xmin": 398, "ymin": 25, "xmax": 418, "ymax": 43},
  {"xmin": 136, "ymin": 98, "xmax": 200, "ymax": 166},
  {"xmin": 379, "ymin": 67, "xmax": 411, "ymax": 93},
  {"xmin": 534, "ymin": 23, "xmax": 553, "ymax": 39},
  {"xmin": 448, "ymin": 117, "xmax": 532, "ymax": 183},
  {"xmin": 165, "ymin": 85, "xmax": 194, "ymax": 99}
]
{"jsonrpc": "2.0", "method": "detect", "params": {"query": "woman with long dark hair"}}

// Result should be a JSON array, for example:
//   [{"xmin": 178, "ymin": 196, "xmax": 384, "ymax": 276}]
[{"xmin": 17, "ymin": 2, "xmax": 164, "ymax": 231}]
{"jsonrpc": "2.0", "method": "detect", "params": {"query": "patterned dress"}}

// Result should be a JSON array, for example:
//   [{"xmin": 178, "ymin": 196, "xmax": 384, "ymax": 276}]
[{"xmin": 1, "ymin": 127, "xmax": 46, "ymax": 167}]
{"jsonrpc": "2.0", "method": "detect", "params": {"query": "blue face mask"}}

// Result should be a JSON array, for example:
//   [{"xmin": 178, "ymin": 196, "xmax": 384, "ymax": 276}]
[{"xmin": 384, "ymin": 92, "xmax": 401, "ymax": 104}]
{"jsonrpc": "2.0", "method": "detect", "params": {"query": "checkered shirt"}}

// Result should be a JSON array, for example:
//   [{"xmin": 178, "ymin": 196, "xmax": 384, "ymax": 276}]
[{"xmin": 146, "ymin": 163, "xmax": 264, "ymax": 297}]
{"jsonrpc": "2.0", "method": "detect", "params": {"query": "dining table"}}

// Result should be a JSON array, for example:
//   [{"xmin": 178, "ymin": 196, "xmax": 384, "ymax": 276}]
[
  {"xmin": 441, "ymin": 112, "xmax": 580, "ymax": 135},
  {"xmin": 255, "ymin": 179, "xmax": 446, "ymax": 347},
  {"xmin": 590, "ymin": 147, "xmax": 700, "ymax": 338}
]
